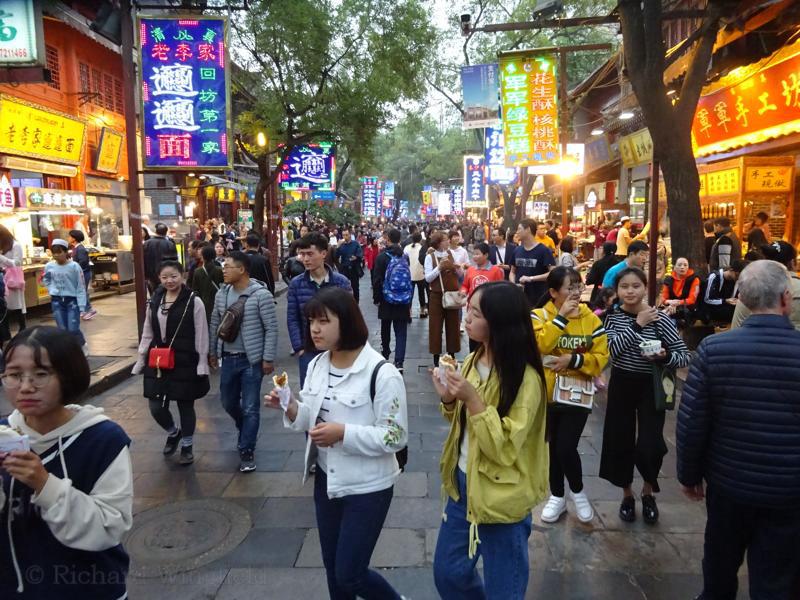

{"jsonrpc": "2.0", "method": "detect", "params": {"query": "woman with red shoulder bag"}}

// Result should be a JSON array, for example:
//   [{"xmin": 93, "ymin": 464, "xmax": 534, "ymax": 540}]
[{"xmin": 132, "ymin": 260, "xmax": 210, "ymax": 465}]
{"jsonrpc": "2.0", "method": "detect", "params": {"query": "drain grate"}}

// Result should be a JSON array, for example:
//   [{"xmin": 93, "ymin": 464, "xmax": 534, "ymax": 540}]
[{"xmin": 126, "ymin": 498, "xmax": 251, "ymax": 577}]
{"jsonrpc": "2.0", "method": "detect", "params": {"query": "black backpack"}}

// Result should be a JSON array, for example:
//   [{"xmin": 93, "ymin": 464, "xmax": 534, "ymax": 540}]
[{"xmin": 217, "ymin": 287, "xmax": 249, "ymax": 343}]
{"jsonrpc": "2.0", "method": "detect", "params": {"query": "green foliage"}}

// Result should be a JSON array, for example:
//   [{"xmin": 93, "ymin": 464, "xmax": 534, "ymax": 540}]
[
  {"xmin": 283, "ymin": 202, "xmax": 361, "ymax": 226},
  {"xmin": 232, "ymin": 0, "xmax": 437, "ymax": 182}
]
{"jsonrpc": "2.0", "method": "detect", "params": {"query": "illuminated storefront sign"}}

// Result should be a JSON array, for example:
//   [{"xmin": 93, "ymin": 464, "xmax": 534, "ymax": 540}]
[
  {"xmin": 0, "ymin": 96, "xmax": 86, "ymax": 165},
  {"xmin": 361, "ymin": 176, "xmax": 378, "ymax": 217},
  {"xmin": 451, "ymin": 186, "xmax": 464, "ymax": 215},
  {"xmin": 95, "ymin": 127, "xmax": 123, "ymax": 173},
  {"xmin": 706, "ymin": 168, "xmax": 740, "ymax": 196},
  {"xmin": 744, "ymin": 166, "xmax": 793, "ymax": 192},
  {"xmin": 499, "ymin": 52, "xmax": 559, "ymax": 167},
  {"xmin": 422, "ymin": 186, "xmax": 432, "ymax": 206},
  {"xmin": 484, "ymin": 127, "xmax": 518, "ymax": 185},
  {"xmin": 383, "ymin": 181, "xmax": 395, "ymax": 208},
  {"xmin": 463, "ymin": 155, "xmax": 486, "ymax": 208},
  {"xmin": 139, "ymin": 16, "xmax": 231, "ymax": 169},
  {"xmin": 0, "ymin": 174, "xmax": 13, "ymax": 212},
  {"xmin": 692, "ymin": 44, "xmax": 800, "ymax": 157},
  {"xmin": 437, "ymin": 191, "xmax": 451, "ymax": 216},
  {"xmin": 21, "ymin": 187, "xmax": 86, "ymax": 209},
  {"xmin": 620, "ymin": 129, "xmax": 653, "ymax": 167},
  {"xmin": 279, "ymin": 142, "xmax": 335, "ymax": 191},
  {"xmin": 0, "ymin": 0, "xmax": 44, "ymax": 66}
]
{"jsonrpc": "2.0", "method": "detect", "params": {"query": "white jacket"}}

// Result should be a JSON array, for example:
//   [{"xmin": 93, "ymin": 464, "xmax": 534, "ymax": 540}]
[{"xmin": 284, "ymin": 344, "xmax": 408, "ymax": 498}]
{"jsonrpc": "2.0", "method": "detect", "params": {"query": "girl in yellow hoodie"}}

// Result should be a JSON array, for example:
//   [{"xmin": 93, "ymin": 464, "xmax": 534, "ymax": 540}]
[
  {"xmin": 532, "ymin": 267, "xmax": 609, "ymax": 524},
  {"xmin": 431, "ymin": 281, "xmax": 548, "ymax": 600}
]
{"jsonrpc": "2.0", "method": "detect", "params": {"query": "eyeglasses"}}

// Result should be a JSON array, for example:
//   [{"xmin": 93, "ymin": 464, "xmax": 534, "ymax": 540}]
[
  {"xmin": 568, "ymin": 284, "xmax": 586, "ymax": 294},
  {"xmin": 1, "ymin": 370, "xmax": 54, "ymax": 389},
  {"xmin": 222, "ymin": 264, "xmax": 243, "ymax": 270}
]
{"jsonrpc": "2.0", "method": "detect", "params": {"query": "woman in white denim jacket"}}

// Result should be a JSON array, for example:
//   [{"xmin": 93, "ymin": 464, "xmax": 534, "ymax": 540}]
[{"xmin": 265, "ymin": 287, "xmax": 408, "ymax": 599}]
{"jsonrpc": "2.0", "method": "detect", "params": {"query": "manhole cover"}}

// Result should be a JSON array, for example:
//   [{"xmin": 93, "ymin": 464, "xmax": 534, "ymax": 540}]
[{"xmin": 126, "ymin": 498, "xmax": 251, "ymax": 577}]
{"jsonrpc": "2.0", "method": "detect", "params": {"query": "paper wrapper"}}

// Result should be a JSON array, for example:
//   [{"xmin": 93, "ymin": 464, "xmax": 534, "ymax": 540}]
[
  {"xmin": 438, "ymin": 363, "xmax": 457, "ymax": 386},
  {"xmin": 276, "ymin": 386, "xmax": 291, "ymax": 410},
  {"xmin": 0, "ymin": 433, "xmax": 30, "ymax": 454}
]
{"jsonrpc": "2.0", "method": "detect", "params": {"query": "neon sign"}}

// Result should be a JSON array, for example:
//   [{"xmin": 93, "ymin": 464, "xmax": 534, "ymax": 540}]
[
  {"xmin": 361, "ymin": 177, "xmax": 378, "ymax": 217},
  {"xmin": 484, "ymin": 127, "xmax": 518, "ymax": 185},
  {"xmin": 139, "ymin": 17, "xmax": 230, "ymax": 170},
  {"xmin": 463, "ymin": 155, "xmax": 486, "ymax": 208},
  {"xmin": 279, "ymin": 142, "xmax": 335, "ymax": 191}
]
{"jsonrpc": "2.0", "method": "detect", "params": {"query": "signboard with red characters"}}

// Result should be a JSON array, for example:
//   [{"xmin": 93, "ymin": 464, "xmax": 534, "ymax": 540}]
[
  {"xmin": 692, "ymin": 47, "xmax": 800, "ymax": 157},
  {"xmin": 139, "ymin": 16, "xmax": 231, "ymax": 169}
]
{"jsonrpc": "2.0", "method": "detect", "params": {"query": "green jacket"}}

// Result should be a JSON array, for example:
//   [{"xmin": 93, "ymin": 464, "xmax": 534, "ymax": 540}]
[{"xmin": 439, "ymin": 350, "xmax": 549, "ymax": 557}]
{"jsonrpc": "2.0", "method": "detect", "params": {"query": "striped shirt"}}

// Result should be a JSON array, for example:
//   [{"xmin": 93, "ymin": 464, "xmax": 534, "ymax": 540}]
[
  {"xmin": 316, "ymin": 365, "xmax": 346, "ymax": 473},
  {"xmin": 604, "ymin": 307, "xmax": 692, "ymax": 374}
]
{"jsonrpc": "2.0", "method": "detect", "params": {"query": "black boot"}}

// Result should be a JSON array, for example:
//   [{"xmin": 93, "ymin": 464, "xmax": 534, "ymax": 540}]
[
  {"xmin": 641, "ymin": 494, "xmax": 659, "ymax": 524},
  {"xmin": 163, "ymin": 429, "xmax": 182, "ymax": 456},
  {"xmin": 433, "ymin": 354, "xmax": 440, "ymax": 367},
  {"xmin": 619, "ymin": 496, "xmax": 636, "ymax": 522},
  {"xmin": 179, "ymin": 445, "xmax": 194, "ymax": 465}
]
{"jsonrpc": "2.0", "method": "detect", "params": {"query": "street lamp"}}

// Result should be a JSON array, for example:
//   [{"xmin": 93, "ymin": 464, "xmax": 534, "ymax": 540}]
[{"xmin": 257, "ymin": 132, "xmax": 267, "ymax": 148}]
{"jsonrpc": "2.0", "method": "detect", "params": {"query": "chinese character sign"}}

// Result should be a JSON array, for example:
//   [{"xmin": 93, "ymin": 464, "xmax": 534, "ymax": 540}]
[
  {"xmin": 744, "ymin": 166, "xmax": 794, "ymax": 193},
  {"xmin": 437, "ymin": 191, "xmax": 451, "ymax": 216},
  {"xmin": 499, "ymin": 53, "xmax": 560, "ymax": 167},
  {"xmin": 139, "ymin": 17, "xmax": 231, "ymax": 169},
  {"xmin": 95, "ymin": 128, "xmax": 123, "ymax": 173},
  {"xmin": 692, "ymin": 48, "xmax": 800, "ymax": 156},
  {"xmin": 451, "ymin": 187, "xmax": 464, "ymax": 215},
  {"xmin": 383, "ymin": 181, "xmax": 395, "ymax": 208},
  {"xmin": 279, "ymin": 142, "xmax": 335, "ymax": 191},
  {"xmin": 0, "ymin": 0, "xmax": 43, "ymax": 66},
  {"xmin": 463, "ymin": 155, "xmax": 486, "ymax": 208},
  {"xmin": 461, "ymin": 64, "xmax": 500, "ymax": 129},
  {"xmin": 484, "ymin": 127, "xmax": 518, "ymax": 185},
  {"xmin": 361, "ymin": 177, "xmax": 378, "ymax": 217}
]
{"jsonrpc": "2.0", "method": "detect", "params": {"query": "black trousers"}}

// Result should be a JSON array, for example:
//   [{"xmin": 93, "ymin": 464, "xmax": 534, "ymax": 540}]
[
  {"xmin": 701, "ymin": 486, "xmax": 800, "ymax": 600},
  {"xmin": 413, "ymin": 280, "xmax": 428, "ymax": 310},
  {"xmin": 149, "ymin": 397, "xmax": 197, "ymax": 438},
  {"xmin": 549, "ymin": 407, "xmax": 590, "ymax": 497},
  {"xmin": 599, "ymin": 368, "xmax": 667, "ymax": 492},
  {"xmin": 344, "ymin": 269, "xmax": 361, "ymax": 302}
]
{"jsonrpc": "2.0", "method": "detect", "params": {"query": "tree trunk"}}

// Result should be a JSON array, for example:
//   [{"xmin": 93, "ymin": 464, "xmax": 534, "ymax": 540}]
[
  {"xmin": 254, "ymin": 154, "xmax": 268, "ymax": 234},
  {"xmin": 659, "ymin": 139, "xmax": 706, "ymax": 272}
]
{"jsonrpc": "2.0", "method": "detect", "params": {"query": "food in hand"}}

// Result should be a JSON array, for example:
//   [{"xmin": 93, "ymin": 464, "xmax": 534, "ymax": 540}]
[
  {"xmin": 0, "ymin": 424, "xmax": 30, "ymax": 454},
  {"xmin": 438, "ymin": 355, "xmax": 458, "ymax": 385},
  {"xmin": 273, "ymin": 371, "xmax": 288, "ymax": 388}
]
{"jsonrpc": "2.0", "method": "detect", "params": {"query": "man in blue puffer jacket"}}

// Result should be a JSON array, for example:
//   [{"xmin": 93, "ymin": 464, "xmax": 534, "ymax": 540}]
[
  {"xmin": 287, "ymin": 232, "xmax": 352, "ymax": 386},
  {"xmin": 677, "ymin": 259, "xmax": 800, "ymax": 600}
]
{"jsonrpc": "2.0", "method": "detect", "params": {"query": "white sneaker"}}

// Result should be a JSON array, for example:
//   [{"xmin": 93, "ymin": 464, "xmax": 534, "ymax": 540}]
[
  {"xmin": 540, "ymin": 495, "xmax": 567, "ymax": 523},
  {"xmin": 82, "ymin": 344, "xmax": 89, "ymax": 357},
  {"xmin": 570, "ymin": 490, "xmax": 595, "ymax": 523}
]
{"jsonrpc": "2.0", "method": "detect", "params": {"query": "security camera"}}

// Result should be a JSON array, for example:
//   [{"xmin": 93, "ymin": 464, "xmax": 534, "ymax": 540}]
[
  {"xmin": 532, "ymin": 0, "xmax": 564, "ymax": 20},
  {"xmin": 460, "ymin": 14, "xmax": 471, "ymax": 37}
]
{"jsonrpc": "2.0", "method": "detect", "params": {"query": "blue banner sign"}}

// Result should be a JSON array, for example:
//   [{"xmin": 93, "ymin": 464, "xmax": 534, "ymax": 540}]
[
  {"xmin": 484, "ymin": 127, "xmax": 518, "ymax": 185},
  {"xmin": 279, "ymin": 142, "xmax": 336, "ymax": 191}
]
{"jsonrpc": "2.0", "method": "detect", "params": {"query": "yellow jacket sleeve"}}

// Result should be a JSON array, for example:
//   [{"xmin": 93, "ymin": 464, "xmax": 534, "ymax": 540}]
[
  {"xmin": 440, "ymin": 400, "xmax": 458, "ymax": 422},
  {"xmin": 574, "ymin": 323, "xmax": 609, "ymax": 378},
  {"xmin": 468, "ymin": 369, "xmax": 541, "ymax": 467},
  {"xmin": 532, "ymin": 308, "xmax": 565, "ymax": 355}
]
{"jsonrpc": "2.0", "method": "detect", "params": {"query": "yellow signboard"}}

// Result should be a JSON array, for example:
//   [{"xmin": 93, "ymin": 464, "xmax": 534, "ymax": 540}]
[
  {"xmin": 95, "ymin": 128, "xmax": 123, "ymax": 174},
  {"xmin": 699, "ymin": 173, "xmax": 707, "ymax": 197},
  {"xmin": 0, "ymin": 95, "xmax": 86, "ymax": 165},
  {"xmin": 744, "ymin": 166, "xmax": 793, "ymax": 193},
  {"xmin": 620, "ymin": 129, "xmax": 653, "ymax": 167},
  {"xmin": 706, "ymin": 168, "xmax": 740, "ymax": 196}
]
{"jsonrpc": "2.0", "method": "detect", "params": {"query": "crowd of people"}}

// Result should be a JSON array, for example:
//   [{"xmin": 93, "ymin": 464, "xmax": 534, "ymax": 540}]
[{"xmin": 0, "ymin": 211, "xmax": 798, "ymax": 599}]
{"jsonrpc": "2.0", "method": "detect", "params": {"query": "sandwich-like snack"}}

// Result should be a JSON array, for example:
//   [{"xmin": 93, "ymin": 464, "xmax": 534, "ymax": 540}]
[
  {"xmin": 273, "ymin": 371, "xmax": 288, "ymax": 388},
  {"xmin": 438, "ymin": 355, "xmax": 458, "ymax": 385},
  {"xmin": 0, "ymin": 424, "xmax": 29, "ymax": 454}
]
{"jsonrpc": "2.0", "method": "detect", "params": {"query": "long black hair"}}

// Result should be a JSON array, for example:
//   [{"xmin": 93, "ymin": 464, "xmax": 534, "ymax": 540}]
[
  {"xmin": 476, "ymin": 281, "xmax": 545, "ymax": 418},
  {"xmin": 535, "ymin": 266, "xmax": 582, "ymax": 308}
]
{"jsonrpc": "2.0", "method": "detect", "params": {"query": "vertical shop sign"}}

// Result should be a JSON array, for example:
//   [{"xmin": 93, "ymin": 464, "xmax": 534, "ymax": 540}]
[
  {"xmin": 499, "ymin": 52, "xmax": 559, "ymax": 167},
  {"xmin": 484, "ymin": 127, "xmax": 518, "ymax": 185},
  {"xmin": 139, "ymin": 16, "xmax": 231, "ymax": 169},
  {"xmin": 361, "ymin": 176, "xmax": 378, "ymax": 217},
  {"xmin": 451, "ymin": 186, "xmax": 464, "ymax": 215},
  {"xmin": 463, "ymin": 155, "xmax": 486, "ymax": 208}
]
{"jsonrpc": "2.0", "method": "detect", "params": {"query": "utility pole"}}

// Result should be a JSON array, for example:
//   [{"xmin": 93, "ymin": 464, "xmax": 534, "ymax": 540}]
[{"xmin": 120, "ymin": 0, "xmax": 147, "ymax": 337}]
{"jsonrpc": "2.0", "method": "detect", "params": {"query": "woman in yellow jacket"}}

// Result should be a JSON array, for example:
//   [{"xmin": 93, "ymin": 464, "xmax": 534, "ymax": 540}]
[
  {"xmin": 431, "ymin": 281, "xmax": 548, "ymax": 599},
  {"xmin": 532, "ymin": 266, "xmax": 609, "ymax": 524}
]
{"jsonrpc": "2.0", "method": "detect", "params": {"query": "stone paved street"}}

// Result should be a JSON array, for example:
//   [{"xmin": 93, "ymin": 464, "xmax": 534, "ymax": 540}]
[{"xmin": 0, "ymin": 278, "xmax": 748, "ymax": 599}]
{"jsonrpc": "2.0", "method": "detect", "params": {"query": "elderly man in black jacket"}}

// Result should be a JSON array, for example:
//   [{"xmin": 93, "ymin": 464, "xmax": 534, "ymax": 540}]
[{"xmin": 677, "ymin": 259, "xmax": 800, "ymax": 600}]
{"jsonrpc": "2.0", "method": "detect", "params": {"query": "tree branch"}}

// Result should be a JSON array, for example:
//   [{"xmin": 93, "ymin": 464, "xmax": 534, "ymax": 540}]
[{"xmin": 425, "ymin": 75, "xmax": 464, "ymax": 115}]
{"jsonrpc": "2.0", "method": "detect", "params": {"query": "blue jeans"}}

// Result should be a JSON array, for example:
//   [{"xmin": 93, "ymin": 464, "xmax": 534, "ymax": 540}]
[
  {"xmin": 314, "ymin": 468, "xmax": 400, "ymax": 600},
  {"xmin": 433, "ymin": 469, "xmax": 532, "ymax": 599},
  {"xmin": 50, "ymin": 295, "xmax": 85, "ymax": 346},
  {"xmin": 380, "ymin": 319, "xmax": 408, "ymax": 367},
  {"xmin": 83, "ymin": 270, "xmax": 92, "ymax": 311},
  {"xmin": 219, "ymin": 354, "xmax": 264, "ymax": 453},
  {"xmin": 298, "ymin": 349, "xmax": 321, "ymax": 388}
]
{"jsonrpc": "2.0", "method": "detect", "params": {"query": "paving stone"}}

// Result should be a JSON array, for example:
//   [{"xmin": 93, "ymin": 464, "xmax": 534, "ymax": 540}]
[
  {"xmin": 593, "ymin": 500, "xmax": 707, "ymax": 534},
  {"xmin": 295, "ymin": 528, "xmax": 426, "ymax": 568},
  {"xmin": 252, "ymin": 497, "xmax": 317, "ymax": 528},
  {"xmin": 385, "ymin": 497, "xmax": 445, "ymax": 528},
  {"xmin": 394, "ymin": 471, "xmax": 428, "ymax": 497},
  {"xmin": 135, "ymin": 471, "xmax": 235, "ymax": 500},
  {"xmin": 215, "ymin": 567, "xmax": 329, "ymax": 599},
  {"xmin": 213, "ymin": 528, "xmax": 306, "ymax": 568},
  {"xmin": 222, "ymin": 472, "xmax": 313, "ymax": 498}
]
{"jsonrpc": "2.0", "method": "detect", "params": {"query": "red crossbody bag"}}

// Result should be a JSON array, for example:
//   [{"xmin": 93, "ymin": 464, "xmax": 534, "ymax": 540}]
[{"xmin": 148, "ymin": 293, "xmax": 194, "ymax": 377}]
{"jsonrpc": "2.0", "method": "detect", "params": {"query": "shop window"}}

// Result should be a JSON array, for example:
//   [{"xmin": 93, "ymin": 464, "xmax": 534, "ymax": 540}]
[
  {"xmin": 45, "ymin": 45, "xmax": 60, "ymax": 90},
  {"xmin": 103, "ymin": 73, "xmax": 115, "ymax": 111},
  {"xmin": 156, "ymin": 178, "xmax": 167, "ymax": 188},
  {"xmin": 114, "ymin": 78, "xmax": 123, "ymax": 113},
  {"xmin": 91, "ymin": 68, "xmax": 102, "ymax": 104},
  {"xmin": 79, "ymin": 62, "xmax": 90, "ymax": 95}
]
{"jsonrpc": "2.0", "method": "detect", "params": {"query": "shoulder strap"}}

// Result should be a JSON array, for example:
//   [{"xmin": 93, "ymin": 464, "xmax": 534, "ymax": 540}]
[
  {"xmin": 168, "ymin": 292, "xmax": 194, "ymax": 349},
  {"xmin": 370, "ymin": 360, "xmax": 390, "ymax": 402}
]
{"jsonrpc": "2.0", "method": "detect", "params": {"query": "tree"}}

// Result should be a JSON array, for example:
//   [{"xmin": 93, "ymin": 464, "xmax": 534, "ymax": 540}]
[
  {"xmin": 231, "ymin": 0, "xmax": 435, "ymax": 232},
  {"xmin": 618, "ymin": 0, "xmax": 734, "ymax": 269},
  {"xmin": 427, "ymin": 0, "xmax": 618, "ymax": 226}
]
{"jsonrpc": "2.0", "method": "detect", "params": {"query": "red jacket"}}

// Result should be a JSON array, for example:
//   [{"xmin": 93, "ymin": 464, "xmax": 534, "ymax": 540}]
[
  {"xmin": 661, "ymin": 269, "xmax": 701, "ymax": 307},
  {"xmin": 364, "ymin": 244, "xmax": 379, "ymax": 270}
]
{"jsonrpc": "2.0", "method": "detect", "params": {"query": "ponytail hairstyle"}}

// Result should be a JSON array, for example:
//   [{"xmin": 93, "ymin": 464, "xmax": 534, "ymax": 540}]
[{"xmin": 477, "ymin": 281, "xmax": 546, "ymax": 418}]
